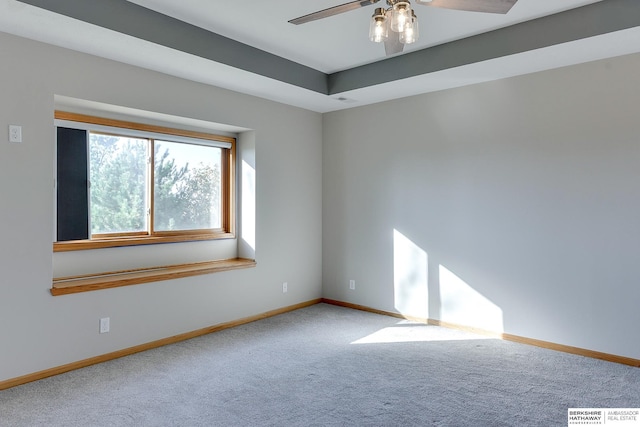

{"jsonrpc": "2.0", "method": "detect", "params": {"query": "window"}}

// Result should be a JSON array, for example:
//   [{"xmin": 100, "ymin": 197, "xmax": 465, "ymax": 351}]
[{"xmin": 54, "ymin": 112, "xmax": 235, "ymax": 251}]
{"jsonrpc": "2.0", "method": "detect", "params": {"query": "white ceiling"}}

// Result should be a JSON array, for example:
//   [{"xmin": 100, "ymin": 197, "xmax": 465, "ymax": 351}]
[{"xmin": 1, "ymin": 0, "xmax": 640, "ymax": 113}]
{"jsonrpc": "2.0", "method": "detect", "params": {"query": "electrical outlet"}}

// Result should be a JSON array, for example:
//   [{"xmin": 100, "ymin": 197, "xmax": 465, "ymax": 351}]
[
  {"xmin": 282, "ymin": 282, "xmax": 288, "ymax": 293},
  {"xmin": 349, "ymin": 280, "xmax": 355, "ymax": 290},
  {"xmin": 9, "ymin": 125, "xmax": 22, "ymax": 143},
  {"xmin": 99, "ymin": 317, "xmax": 110, "ymax": 334}
]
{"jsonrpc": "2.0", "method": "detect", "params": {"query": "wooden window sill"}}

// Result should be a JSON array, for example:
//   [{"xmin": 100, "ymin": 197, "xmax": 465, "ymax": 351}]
[{"xmin": 51, "ymin": 258, "xmax": 256, "ymax": 296}]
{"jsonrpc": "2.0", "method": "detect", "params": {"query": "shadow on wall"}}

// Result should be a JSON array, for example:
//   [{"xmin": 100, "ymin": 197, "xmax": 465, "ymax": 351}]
[{"xmin": 393, "ymin": 229, "xmax": 504, "ymax": 333}]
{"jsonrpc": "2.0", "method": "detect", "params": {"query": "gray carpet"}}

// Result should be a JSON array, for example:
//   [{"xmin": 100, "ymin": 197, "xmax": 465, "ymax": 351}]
[{"xmin": 1, "ymin": 303, "xmax": 638, "ymax": 426}]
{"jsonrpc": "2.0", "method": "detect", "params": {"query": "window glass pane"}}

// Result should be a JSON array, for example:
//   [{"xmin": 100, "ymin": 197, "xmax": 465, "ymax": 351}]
[
  {"xmin": 89, "ymin": 133, "xmax": 148, "ymax": 235},
  {"xmin": 154, "ymin": 141, "xmax": 222, "ymax": 231}
]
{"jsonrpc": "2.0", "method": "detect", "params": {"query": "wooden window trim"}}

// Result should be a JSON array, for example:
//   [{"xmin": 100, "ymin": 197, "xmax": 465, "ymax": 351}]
[
  {"xmin": 51, "ymin": 258, "xmax": 256, "ymax": 296},
  {"xmin": 54, "ymin": 111, "xmax": 236, "ymax": 252},
  {"xmin": 54, "ymin": 111, "xmax": 235, "ymax": 144}
]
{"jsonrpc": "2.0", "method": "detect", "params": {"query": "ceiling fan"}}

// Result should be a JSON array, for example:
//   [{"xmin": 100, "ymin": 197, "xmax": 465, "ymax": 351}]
[{"xmin": 289, "ymin": 0, "xmax": 518, "ymax": 56}]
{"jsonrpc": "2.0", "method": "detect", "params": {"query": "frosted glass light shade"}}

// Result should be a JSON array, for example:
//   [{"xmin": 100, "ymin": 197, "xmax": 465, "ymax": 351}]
[
  {"xmin": 369, "ymin": 8, "xmax": 388, "ymax": 43},
  {"xmin": 399, "ymin": 11, "xmax": 418, "ymax": 44},
  {"xmin": 391, "ymin": 1, "xmax": 412, "ymax": 33}
]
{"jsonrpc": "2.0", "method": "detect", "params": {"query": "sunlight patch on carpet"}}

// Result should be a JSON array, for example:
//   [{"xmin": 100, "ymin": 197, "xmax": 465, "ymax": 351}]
[{"xmin": 350, "ymin": 320, "xmax": 495, "ymax": 344}]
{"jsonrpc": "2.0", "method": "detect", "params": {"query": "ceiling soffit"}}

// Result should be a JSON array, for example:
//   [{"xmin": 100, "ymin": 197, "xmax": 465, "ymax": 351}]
[{"xmin": 13, "ymin": 0, "xmax": 640, "ymax": 98}]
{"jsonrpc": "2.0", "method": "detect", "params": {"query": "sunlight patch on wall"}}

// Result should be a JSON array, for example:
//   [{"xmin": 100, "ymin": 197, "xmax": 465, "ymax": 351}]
[
  {"xmin": 393, "ymin": 229, "xmax": 428, "ymax": 319},
  {"xmin": 241, "ymin": 159, "xmax": 256, "ymax": 252},
  {"xmin": 439, "ymin": 265, "xmax": 504, "ymax": 333}
]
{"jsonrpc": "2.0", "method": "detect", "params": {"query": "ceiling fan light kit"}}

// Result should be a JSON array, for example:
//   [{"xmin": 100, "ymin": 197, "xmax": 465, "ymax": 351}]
[
  {"xmin": 290, "ymin": 0, "xmax": 518, "ymax": 56},
  {"xmin": 370, "ymin": 1, "xmax": 419, "ymax": 44}
]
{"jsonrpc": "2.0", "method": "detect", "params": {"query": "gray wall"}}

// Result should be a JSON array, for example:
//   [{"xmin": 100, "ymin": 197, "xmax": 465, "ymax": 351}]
[
  {"xmin": 3, "ymin": 26, "xmax": 640, "ymax": 383},
  {"xmin": 0, "ymin": 31, "xmax": 322, "ymax": 382},
  {"xmin": 323, "ymin": 53, "xmax": 640, "ymax": 359}
]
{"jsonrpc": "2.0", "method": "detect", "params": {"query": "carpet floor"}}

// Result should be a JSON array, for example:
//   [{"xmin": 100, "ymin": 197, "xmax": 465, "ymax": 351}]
[{"xmin": 1, "ymin": 303, "xmax": 638, "ymax": 426}]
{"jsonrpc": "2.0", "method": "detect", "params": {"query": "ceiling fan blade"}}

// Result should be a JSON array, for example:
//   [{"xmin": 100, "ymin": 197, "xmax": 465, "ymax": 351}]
[
  {"xmin": 384, "ymin": 31, "xmax": 405, "ymax": 56},
  {"xmin": 289, "ymin": 0, "xmax": 380, "ymax": 25},
  {"xmin": 415, "ymin": 0, "xmax": 518, "ymax": 14}
]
